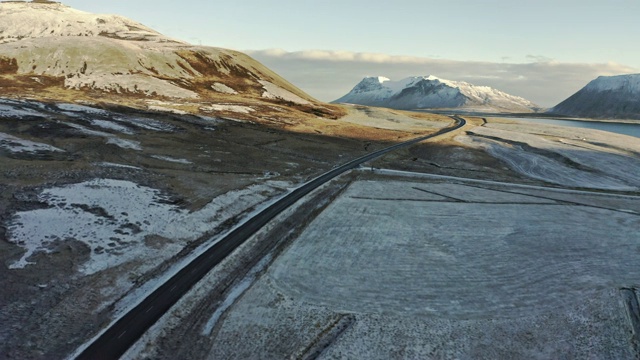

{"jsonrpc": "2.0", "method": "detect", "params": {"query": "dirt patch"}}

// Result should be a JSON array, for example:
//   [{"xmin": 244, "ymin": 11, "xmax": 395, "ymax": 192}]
[{"xmin": 0, "ymin": 57, "xmax": 18, "ymax": 74}]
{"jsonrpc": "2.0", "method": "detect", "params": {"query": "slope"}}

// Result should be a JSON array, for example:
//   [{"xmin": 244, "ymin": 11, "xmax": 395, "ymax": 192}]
[{"xmin": 0, "ymin": 1, "xmax": 338, "ymax": 123}]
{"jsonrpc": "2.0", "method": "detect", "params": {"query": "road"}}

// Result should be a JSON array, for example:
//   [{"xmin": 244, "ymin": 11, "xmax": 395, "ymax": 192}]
[{"xmin": 74, "ymin": 116, "xmax": 466, "ymax": 360}]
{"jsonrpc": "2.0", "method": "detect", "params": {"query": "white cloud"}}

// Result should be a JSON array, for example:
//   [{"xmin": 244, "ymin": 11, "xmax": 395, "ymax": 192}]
[{"xmin": 246, "ymin": 49, "xmax": 638, "ymax": 107}]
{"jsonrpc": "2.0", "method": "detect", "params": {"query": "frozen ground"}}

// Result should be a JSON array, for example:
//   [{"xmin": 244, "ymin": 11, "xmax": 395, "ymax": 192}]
[
  {"xmin": 123, "ymin": 172, "xmax": 640, "ymax": 359},
  {"xmin": 270, "ymin": 179, "xmax": 640, "ymax": 319},
  {"xmin": 223, "ymin": 176, "xmax": 639, "ymax": 358},
  {"xmin": 457, "ymin": 120, "xmax": 640, "ymax": 190}
]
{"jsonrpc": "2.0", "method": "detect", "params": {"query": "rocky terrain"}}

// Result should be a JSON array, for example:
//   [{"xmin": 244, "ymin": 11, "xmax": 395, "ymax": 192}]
[
  {"xmin": 333, "ymin": 75, "xmax": 540, "ymax": 113},
  {"xmin": 550, "ymin": 74, "xmax": 640, "ymax": 120}
]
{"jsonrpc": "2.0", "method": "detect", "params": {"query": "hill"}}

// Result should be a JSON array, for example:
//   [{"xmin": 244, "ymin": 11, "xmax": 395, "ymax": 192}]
[{"xmin": 0, "ymin": 1, "xmax": 340, "ymax": 122}]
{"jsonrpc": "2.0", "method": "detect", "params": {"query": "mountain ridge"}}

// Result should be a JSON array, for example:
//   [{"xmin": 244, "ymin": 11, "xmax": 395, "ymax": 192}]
[
  {"xmin": 550, "ymin": 74, "xmax": 640, "ymax": 119},
  {"xmin": 333, "ymin": 75, "xmax": 540, "ymax": 113}
]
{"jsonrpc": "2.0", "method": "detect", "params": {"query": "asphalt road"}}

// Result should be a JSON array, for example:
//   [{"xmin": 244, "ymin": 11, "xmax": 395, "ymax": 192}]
[{"xmin": 74, "ymin": 116, "xmax": 466, "ymax": 360}]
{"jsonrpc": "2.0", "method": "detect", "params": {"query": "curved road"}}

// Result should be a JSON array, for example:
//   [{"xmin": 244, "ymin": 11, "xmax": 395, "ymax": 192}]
[{"xmin": 75, "ymin": 116, "xmax": 466, "ymax": 360}]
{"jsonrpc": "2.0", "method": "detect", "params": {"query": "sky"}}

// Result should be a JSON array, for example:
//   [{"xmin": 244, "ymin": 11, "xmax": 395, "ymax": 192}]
[{"xmin": 62, "ymin": 0, "xmax": 639, "ymax": 107}]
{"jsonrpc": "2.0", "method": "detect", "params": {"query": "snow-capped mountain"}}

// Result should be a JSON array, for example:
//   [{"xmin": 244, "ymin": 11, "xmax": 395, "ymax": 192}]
[
  {"xmin": 550, "ymin": 74, "xmax": 640, "ymax": 119},
  {"xmin": 333, "ymin": 76, "xmax": 540, "ymax": 113},
  {"xmin": 0, "ymin": 1, "xmax": 318, "ymax": 110}
]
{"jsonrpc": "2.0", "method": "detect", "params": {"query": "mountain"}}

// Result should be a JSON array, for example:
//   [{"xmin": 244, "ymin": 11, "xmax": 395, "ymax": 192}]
[
  {"xmin": 549, "ymin": 74, "xmax": 640, "ymax": 120},
  {"xmin": 333, "ymin": 75, "xmax": 540, "ymax": 113},
  {"xmin": 0, "ymin": 1, "xmax": 336, "ymax": 121}
]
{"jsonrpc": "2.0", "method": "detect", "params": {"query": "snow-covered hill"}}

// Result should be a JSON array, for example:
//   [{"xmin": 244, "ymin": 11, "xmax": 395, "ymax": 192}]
[
  {"xmin": 333, "ymin": 76, "xmax": 540, "ymax": 113},
  {"xmin": 0, "ymin": 1, "xmax": 166, "ymax": 43},
  {"xmin": 550, "ymin": 74, "xmax": 640, "ymax": 119},
  {"xmin": 0, "ymin": 1, "xmax": 318, "ymax": 110}
]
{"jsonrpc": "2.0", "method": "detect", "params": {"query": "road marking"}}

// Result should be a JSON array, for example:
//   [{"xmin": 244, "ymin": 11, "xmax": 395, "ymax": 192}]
[
  {"xmin": 145, "ymin": 306, "xmax": 154, "ymax": 313},
  {"xmin": 117, "ymin": 330, "xmax": 127, "ymax": 339},
  {"xmin": 169, "ymin": 285, "xmax": 177, "ymax": 292}
]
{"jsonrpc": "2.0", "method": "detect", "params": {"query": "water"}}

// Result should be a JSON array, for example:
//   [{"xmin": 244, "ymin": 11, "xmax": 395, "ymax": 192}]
[{"xmin": 497, "ymin": 117, "xmax": 640, "ymax": 138}]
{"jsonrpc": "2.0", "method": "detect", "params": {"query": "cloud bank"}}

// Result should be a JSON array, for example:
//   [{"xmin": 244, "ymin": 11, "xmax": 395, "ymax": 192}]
[{"xmin": 247, "ymin": 49, "xmax": 637, "ymax": 108}]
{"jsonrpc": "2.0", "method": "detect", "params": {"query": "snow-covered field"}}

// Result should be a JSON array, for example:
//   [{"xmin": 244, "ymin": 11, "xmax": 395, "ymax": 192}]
[
  {"xmin": 269, "ymin": 179, "xmax": 640, "ymax": 319},
  {"xmin": 85, "ymin": 112, "xmax": 640, "ymax": 359},
  {"xmin": 6, "ymin": 178, "xmax": 290, "ymax": 275},
  {"xmin": 457, "ymin": 121, "xmax": 640, "ymax": 190},
  {"xmin": 152, "ymin": 175, "xmax": 639, "ymax": 359}
]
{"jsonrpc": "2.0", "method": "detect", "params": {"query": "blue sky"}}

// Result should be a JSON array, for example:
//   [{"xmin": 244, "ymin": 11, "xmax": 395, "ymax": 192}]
[{"xmin": 62, "ymin": 0, "xmax": 639, "ymax": 106}]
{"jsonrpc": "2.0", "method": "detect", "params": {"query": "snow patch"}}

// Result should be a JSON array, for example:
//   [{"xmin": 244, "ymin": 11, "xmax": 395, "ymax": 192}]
[
  {"xmin": 151, "ymin": 155, "xmax": 192, "ymax": 164},
  {"xmin": 6, "ymin": 179, "xmax": 289, "ymax": 275},
  {"xmin": 96, "ymin": 162, "xmax": 142, "ymax": 170},
  {"xmin": 57, "ymin": 104, "xmax": 177, "ymax": 132},
  {"xmin": 0, "ymin": 103, "xmax": 46, "ymax": 118},
  {"xmin": 90, "ymin": 120, "xmax": 134, "ymax": 135},
  {"xmin": 259, "ymin": 80, "xmax": 311, "ymax": 105},
  {"xmin": 0, "ymin": 132, "xmax": 64, "ymax": 153},
  {"xmin": 63, "ymin": 121, "xmax": 142, "ymax": 150},
  {"xmin": 211, "ymin": 82, "xmax": 238, "ymax": 95},
  {"xmin": 112, "ymin": 116, "xmax": 177, "ymax": 132},
  {"xmin": 200, "ymin": 104, "xmax": 255, "ymax": 114},
  {"xmin": 7, "ymin": 179, "xmax": 184, "ymax": 273},
  {"xmin": 56, "ymin": 103, "xmax": 109, "ymax": 115},
  {"xmin": 148, "ymin": 105, "xmax": 188, "ymax": 115},
  {"xmin": 65, "ymin": 74, "xmax": 199, "ymax": 99}
]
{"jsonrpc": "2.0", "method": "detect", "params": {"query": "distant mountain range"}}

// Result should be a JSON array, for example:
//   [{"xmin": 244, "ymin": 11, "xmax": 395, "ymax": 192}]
[
  {"xmin": 333, "ymin": 76, "xmax": 540, "ymax": 113},
  {"xmin": 550, "ymin": 74, "xmax": 640, "ymax": 120}
]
